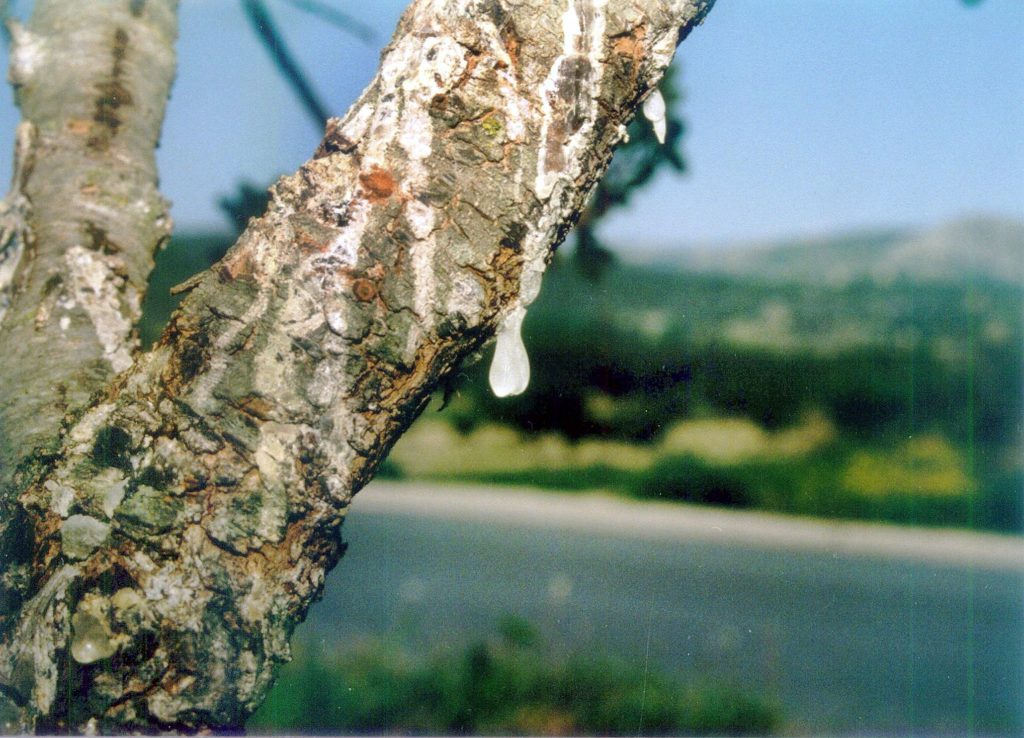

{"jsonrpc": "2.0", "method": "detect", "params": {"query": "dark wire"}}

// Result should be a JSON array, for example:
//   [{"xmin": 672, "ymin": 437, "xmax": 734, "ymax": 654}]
[
  {"xmin": 240, "ymin": 0, "xmax": 331, "ymax": 127},
  {"xmin": 278, "ymin": 0, "xmax": 377, "ymax": 44}
]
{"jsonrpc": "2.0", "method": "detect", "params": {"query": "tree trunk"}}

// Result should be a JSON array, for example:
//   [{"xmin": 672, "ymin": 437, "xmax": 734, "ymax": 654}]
[{"xmin": 0, "ymin": 0, "xmax": 714, "ymax": 732}]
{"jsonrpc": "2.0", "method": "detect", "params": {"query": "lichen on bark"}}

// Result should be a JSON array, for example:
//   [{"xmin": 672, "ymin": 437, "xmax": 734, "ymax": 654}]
[{"xmin": 0, "ymin": 0, "xmax": 715, "ymax": 732}]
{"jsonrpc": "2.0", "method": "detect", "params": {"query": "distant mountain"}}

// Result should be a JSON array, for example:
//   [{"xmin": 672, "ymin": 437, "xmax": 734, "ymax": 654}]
[{"xmin": 628, "ymin": 217, "xmax": 1024, "ymax": 287}]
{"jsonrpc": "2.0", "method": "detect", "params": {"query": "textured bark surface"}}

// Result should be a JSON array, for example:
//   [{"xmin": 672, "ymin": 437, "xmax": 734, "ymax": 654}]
[
  {"xmin": 0, "ymin": 0, "xmax": 714, "ymax": 732},
  {"xmin": 0, "ymin": 0, "xmax": 177, "ymax": 482}
]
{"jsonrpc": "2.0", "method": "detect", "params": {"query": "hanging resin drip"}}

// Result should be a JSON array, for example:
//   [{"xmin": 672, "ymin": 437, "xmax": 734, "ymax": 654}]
[
  {"xmin": 488, "ymin": 306, "xmax": 529, "ymax": 398},
  {"xmin": 70, "ymin": 611, "xmax": 115, "ymax": 664},
  {"xmin": 642, "ymin": 88, "xmax": 666, "ymax": 144}
]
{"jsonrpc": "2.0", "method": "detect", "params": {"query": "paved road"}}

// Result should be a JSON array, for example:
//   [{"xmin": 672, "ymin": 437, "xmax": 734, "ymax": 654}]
[{"xmin": 297, "ymin": 483, "xmax": 1024, "ymax": 735}]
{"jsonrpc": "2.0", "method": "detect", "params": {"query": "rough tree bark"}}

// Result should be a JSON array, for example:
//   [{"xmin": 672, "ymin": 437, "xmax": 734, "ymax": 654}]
[{"xmin": 0, "ymin": 0, "xmax": 714, "ymax": 732}]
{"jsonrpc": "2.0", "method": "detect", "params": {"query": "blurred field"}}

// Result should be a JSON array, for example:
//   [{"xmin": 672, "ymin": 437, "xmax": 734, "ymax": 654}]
[
  {"xmin": 380, "ymin": 218, "xmax": 1023, "ymax": 532},
  {"xmin": 142, "ymin": 218, "xmax": 1023, "ymax": 533}
]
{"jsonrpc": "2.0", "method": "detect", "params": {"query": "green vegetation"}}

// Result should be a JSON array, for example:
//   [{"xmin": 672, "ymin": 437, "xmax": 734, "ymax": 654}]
[
  {"xmin": 138, "ymin": 233, "xmax": 233, "ymax": 347},
  {"xmin": 249, "ymin": 618, "xmax": 782, "ymax": 735},
  {"xmin": 141, "ymin": 223, "xmax": 1023, "ymax": 533},
  {"xmin": 389, "ymin": 422, "xmax": 1016, "ymax": 531},
  {"xmin": 392, "ymin": 252, "xmax": 1022, "ymax": 532}
]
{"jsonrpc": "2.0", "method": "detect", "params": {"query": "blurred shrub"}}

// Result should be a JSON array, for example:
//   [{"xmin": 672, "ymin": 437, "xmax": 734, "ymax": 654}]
[
  {"xmin": 631, "ymin": 455, "xmax": 754, "ymax": 506},
  {"xmin": 249, "ymin": 618, "xmax": 782, "ymax": 735},
  {"xmin": 429, "ymin": 446, "xmax": 1017, "ymax": 532},
  {"xmin": 840, "ymin": 436, "xmax": 974, "ymax": 498}
]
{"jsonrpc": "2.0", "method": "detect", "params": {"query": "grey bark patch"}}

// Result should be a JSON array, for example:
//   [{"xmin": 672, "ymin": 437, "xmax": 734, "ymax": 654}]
[
  {"xmin": 61, "ymin": 515, "xmax": 110, "ymax": 560},
  {"xmin": 559, "ymin": 57, "xmax": 593, "ymax": 133},
  {"xmin": 0, "ymin": 1, "xmax": 175, "ymax": 483},
  {"xmin": 206, "ymin": 491, "xmax": 278, "ymax": 554},
  {"xmin": 479, "ymin": 0, "xmax": 508, "ymax": 27}
]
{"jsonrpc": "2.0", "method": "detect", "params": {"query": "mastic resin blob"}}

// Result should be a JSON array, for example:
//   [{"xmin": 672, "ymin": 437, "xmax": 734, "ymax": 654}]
[
  {"xmin": 642, "ymin": 87, "xmax": 666, "ymax": 144},
  {"xmin": 70, "ymin": 611, "xmax": 115, "ymax": 665},
  {"xmin": 488, "ymin": 306, "xmax": 529, "ymax": 397}
]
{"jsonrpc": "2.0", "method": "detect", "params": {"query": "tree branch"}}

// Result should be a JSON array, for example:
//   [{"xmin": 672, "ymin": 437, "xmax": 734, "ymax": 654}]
[
  {"xmin": 0, "ymin": 0, "xmax": 714, "ymax": 732},
  {"xmin": 0, "ymin": 0, "xmax": 178, "ymax": 487},
  {"xmin": 0, "ymin": 121, "xmax": 33, "ymax": 326}
]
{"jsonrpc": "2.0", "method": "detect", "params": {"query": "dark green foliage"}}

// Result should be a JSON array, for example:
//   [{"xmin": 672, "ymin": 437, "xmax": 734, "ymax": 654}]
[
  {"xmin": 438, "ymin": 450, "xmax": 1017, "ymax": 532},
  {"xmin": 976, "ymin": 469, "xmax": 1024, "ymax": 532},
  {"xmin": 460, "ymin": 259, "xmax": 1022, "ymax": 446},
  {"xmin": 632, "ymin": 453, "xmax": 1001, "ymax": 530},
  {"xmin": 432, "ymin": 257, "xmax": 1022, "ymax": 532},
  {"xmin": 138, "ymin": 233, "xmax": 233, "ymax": 347},
  {"xmin": 634, "ymin": 456, "xmax": 755, "ymax": 506},
  {"xmin": 249, "ymin": 620, "xmax": 782, "ymax": 735}
]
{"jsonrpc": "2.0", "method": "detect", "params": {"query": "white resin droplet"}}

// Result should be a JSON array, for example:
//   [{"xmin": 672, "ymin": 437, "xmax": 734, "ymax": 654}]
[
  {"xmin": 519, "ymin": 266, "xmax": 544, "ymax": 307},
  {"xmin": 488, "ymin": 307, "xmax": 529, "ymax": 398},
  {"xmin": 71, "ymin": 612, "xmax": 115, "ymax": 664},
  {"xmin": 642, "ymin": 88, "xmax": 666, "ymax": 145}
]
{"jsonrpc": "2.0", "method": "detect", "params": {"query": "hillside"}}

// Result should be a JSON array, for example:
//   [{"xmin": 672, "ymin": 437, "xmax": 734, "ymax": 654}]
[{"xmin": 631, "ymin": 216, "xmax": 1024, "ymax": 287}]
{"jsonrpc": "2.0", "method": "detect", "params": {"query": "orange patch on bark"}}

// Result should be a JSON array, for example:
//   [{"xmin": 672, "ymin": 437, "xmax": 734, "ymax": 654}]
[
  {"xmin": 500, "ymin": 24, "xmax": 522, "ymax": 72},
  {"xmin": 612, "ymin": 26, "xmax": 646, "ymax": 85},
  {"xmin": 66, "ymin": 119, "xmax": 93, "ymax": 136},
  {"xmin": 359, "ymin": 167, "xmax": 396, "ymax": 203},
  {"xmin": 219, "ymin": 249, "xmax": 255, "ymax": 281},
  {"xmin": 352, "ymin": 278, "xmax": 377, "ymax": 302},
  {"xmin": 612, "ymin": 33, "xmax": 644, "ymax": 58}
]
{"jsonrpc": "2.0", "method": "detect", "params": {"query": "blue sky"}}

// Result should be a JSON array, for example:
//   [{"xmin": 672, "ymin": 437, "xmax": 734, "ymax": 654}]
[{"xmin": 0, "ymin": 0, "xmax": 1021, "ymax": 246}]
